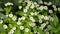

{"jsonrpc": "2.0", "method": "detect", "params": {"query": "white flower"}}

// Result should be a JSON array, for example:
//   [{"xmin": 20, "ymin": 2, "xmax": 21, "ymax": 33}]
[
  {"xmin": 30, "ymin": 16, "xmax": 33, "ymax": 20},
  {"xmin": 8, "ymin": 30, "xmax": 14, "ymax": 34},
  {"xmin": 39, "ymin": 0, "xmax": 43, "ymax": 4},
  {"xmin": 18, "ymin": 17, "xmax": 22, "ymax": 21},
  {"xmin": 30, "ymin": 12, "xmax": 34, "ymax": 15},
  {"xmin": 37, "ymin": 32, "xmax": 40, "ymax": 34},
  {"xmin": 34, "ymin": 31, "xmax": 37, "ymax": 33},
  {"xmin": 41, "ymin": 23, "xmax": 46, "ymax": 28},
  {"xmin": 25, "ymin": 28, "xmax": 29, "ymax": 32},
  {"xmin": 5, "ymin": 2, "xmax": 13, "ymax": 6},
  {"xmin": 23, "ymin": 9, "xmax": 27, "ymax": 13},
  {"xmin": 43, "ymin": 6, "xmax": 48, "ymax": 10},
  {"xmin": 47, "ymin": 2, "xmax": 52, "ymax": 6},
  {"xmin": 30, "ymin": 3, "xmax": 35, "ymax": 9},
  {"xmin": 39, "ymin": 19, "xmax": 42, "ymax": 23},
  {"xmin": 52, "ymin": 5, "xmax": 56, "ymax": 8},
  {"xmin": 34, "ymin": 2, "xmax": 37, "ymax": 5},
  {"xmin": 58, "ymin": 7, "xmax": 60, "ymax": 11},
  {"xmin": 27, "ymin": 1, "xmax": 31, "ymax": 6},
  {"xmin": 39, "ymin": 6, "xmax": 44, "ymax": 10},
  {"xmin": 12, "ymin": 16, "xmax": 17, "ymax": 21},
  {"xmin": 49, "ymin": 10, "xmax": 53, "ymax": 13},
  {"xmin": 0, "ymin": 20, "xmax": 3, "ymax": 24},
  {"xmin": 46, "ymin": 21, "xmax": 49, "ymax": 24},
  {"xmin": 17, "ymin": 21, "xmax": 21, "ymax": 25},
  {"xmin": 18, "ymin": 0, "xmax": 22, "ymax": 3},
  {"xmin": 25, "ymin": 6, "xmax": 29, "ymax": 9},
  {"xmin": 50, "ymin": 17, "xmax": 54, "ymax": 21},
  {"xmin": 40, "ymin": 23, "xmax": 46, "ymax": 30},
  {"xmin": 47, "ymin": 25, "xmax": 52, "ymax": 31},
  {"xmin": 44, "ymin": 2, "xmax": 48, "ymax": 5},
  {"xmin": 54, "ymin": 8, "xmax": 57, "ymax": 11},
  {"xmin": 3, "ymin": 24, "xmax": 8, "ymax": 29},
  {"xmin": 39, "ymin": 15, "xmax": 44, "ymax": 19},
  {"xmin": 9, "ymin": 13, "xmax": 13, "ymax": 18},
  {"xmin": 19, "ymin": 6, "xmax": 22, "ymax": 9},
  {"xmin": 46, "ymin": 32, "xmax": 49, "ymax": 34},
  {"xmin": 6, "ymin": 14, "xmax": 8, "ymax": 17},
  {"xmin": 44, "ymin": 16, "xmax": 49, "ymax": 20},
  {"xmin": 29, "ymin": 23, "xmax": 36, "ymax": 27},
  {"xmin": 12, "ymin": 27, "xmax": 16, "ymax": 30},
  {"xmin": 30, "ymin": 16, "xmax": 35, "ymax": 22},
  {"xmin": 34, "ymin": 12, "xmax": 38, "ymax": 15},
  {"xmin": 21, "ymin": 16, "xmax": 25, "ymax": 20},
  {"xmin": 20, "ymin": 26, "xmax": 24, "ymax": 30}
]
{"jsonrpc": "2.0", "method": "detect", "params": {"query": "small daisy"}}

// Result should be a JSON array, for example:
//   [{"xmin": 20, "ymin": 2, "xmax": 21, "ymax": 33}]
[
  {"xmin": 9, "ymin": 13, "xmax": 13, "ymax": 18},
  {"xmin": 52, "ymin": 5, "xmax": 56, "ymax": 8},
  {"xmin": 58, "ymin": 7, "xmax": 60, "ymax": 11},
  {"xmin": 29, "ymin": 23, "xmax": 36, "ymax": 27},
  {"xmin": 30, "ymin": 3, "xmax": 35, "ymax": 9},
  {"xmin": 39, "ymin": 0, "xmax": 43, "ymax": 4},
  {"xmin": 39, "ymin": 15, "xmax": 44, "ymax": 19},
  {"xmin": 49, "ymin": 10, "xmax": 53, "ymax": 13},
  {"xmin": 44, "ymin": 2, "xmax": 48, "ymax": 5},
  {"xmin": 54, "ymin": 8, "xmax": 57, "ymax": 11},
  {"xmin": 20, "ymin": 26, "xmax": 24, "ymax": 30},
  {"xmin": 34, "ymin": 12, "xmax": 38, "ymax": 15},
  {"xmin": 5, "ymin": 2, "xmax": 13, "ymax": 6},
  {"xmin": 19, "ymin": 6, "xmax": 22, "ymax": 9},
  {"xmin": 30, "ymin": 12, "xmax": 34, "ymax": 16},
  {"xmin": 21, "ymin": 16, "xmax": 25, "ymax": 20},
  {"xmin": 40, "ymin": 23, "xmax": 46, "ymax": 30},
  {"xmin": 47, "ymin": 2, "xmax": 52, "ymax": 6},
  {"xmin": 17, "ymin": 21, "xmax": 21, "ymax": 25},
  {"xmin": 0, "ymin": 20, "xmax": 3, "ymax": 24},
  {"xmin": 25, "ymin": 28, "xmax": 29, "ymax": 32},
  {"xmin": 34, "ymin": 31, "xmax": 37, "ymax": 33},
  {"xmin": 46, "ymin": 21, "xmax": 49, "ymax": 24},
  {"xmin": 46, "ymin": 32, "xmax": 49, "ymax": 34},
  {"xmin": 12, "ymin": 16, "xmax": 17, "ymax": 21},
  {"xmin": 41, "ymin": 23, "xmax": 46, "ymax": 28},
  {"xmin": 6, "ymin": 14, "xmax": 8, "ymax": 17},
  {"xmin": 43, "ymin": 6, "xmax": 48, "ymax": 10},
  {"xmin": 44, "ymin": 16, "xmax": 49, "ymax": 20},
  {"xmin": 18, "ymin": 17, "xmax": 22, "ymax": 21},
  {"xmin": 47, "ymin": 25, "xmax": 52, "ymax": 30},
  {"xmin": 30, "ymin": 16, "xmax": 33, "ymax": 20},
  {"xmin": 39, "ymin": 6, "xmax": 44, "ymax": 10},
  {"xmin": 37, "ymin": 32, "xmax": 40, "ymax": 34},
  {"xmin": 9, "ymin": 30, "xmax": 14, "ymax": 34},
  {"xmin": 30, "ymin": 16, "xmax": 35, "ymax": 22},
  {"xmin": 25, "ymin": 6, "xmax": 29, "ymax": 9},
  {"xmin": 3, "ymin": 24, "xmax": 8, "ymax": 29},
  {"xmin": 50, "ymin": 17, "xmax": 54, "ymax": 21},
  {"xmin": 23, "ymin": 9, "xmax": 27, "ymax": 13},
  {"xmin": 12, "ymin": 27, "xmax": 16, "ymax": 30},
  {"xmin": 39, "ymin": 19, "xmax": 42, "ymax": 23}
]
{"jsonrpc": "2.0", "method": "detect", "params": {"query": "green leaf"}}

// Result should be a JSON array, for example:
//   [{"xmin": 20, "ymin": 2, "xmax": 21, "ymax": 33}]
[
  {"xmin": 37, "ymin": 27, "xmax": 44, "ymax": 34},
  {"xmin": 0, "ymin": 8, "xmax": 4, "ymax": 11},
  {"xmin": 0, "ymin": 24, "xmax": 4, "ymax": 31},
  {"xmin": 14, "ymin": 28, "xmax": 21, "ymax": 34},
  {"xmin": 16, "ymin": 11, "xmax": 24, "ymax": 16},
  {"xmin": 4, "ymin": 6, "xmax": 12, "ymax": 14},
  {"xmin": 50, "ymin": 15, "xmax": 59, "ymax": 27},
  {"xmin": 0, "ymin": 13, "xmax": 6, "ymax": 19}
]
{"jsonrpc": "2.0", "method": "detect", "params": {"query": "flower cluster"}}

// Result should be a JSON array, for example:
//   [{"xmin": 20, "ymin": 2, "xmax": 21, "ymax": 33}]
[{"xmin": 0, "ymin": 0, "xmax": 60, "ymax": 34}]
